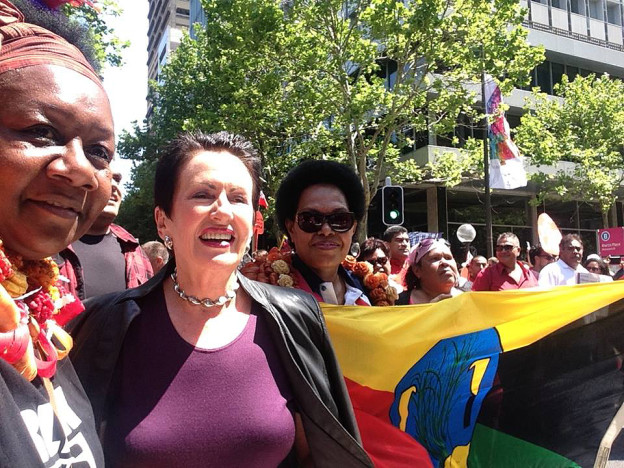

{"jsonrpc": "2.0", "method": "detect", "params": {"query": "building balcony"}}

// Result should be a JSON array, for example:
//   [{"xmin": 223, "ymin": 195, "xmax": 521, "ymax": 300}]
[{"xmin": 525, "ymin": 0, "xmax": 624, "ymax": 49}]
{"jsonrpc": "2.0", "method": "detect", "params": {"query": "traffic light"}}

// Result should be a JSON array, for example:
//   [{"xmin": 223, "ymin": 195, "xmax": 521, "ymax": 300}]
[{"xmin": 382, "ymin": 186, "xmax": 404, "ymax": 226}]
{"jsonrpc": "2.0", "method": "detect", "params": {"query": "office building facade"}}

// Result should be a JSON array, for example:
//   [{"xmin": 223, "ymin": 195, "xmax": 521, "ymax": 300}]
[{"xmin": 146, "ymin": 0, "xmax": 190, "ymax": 85}]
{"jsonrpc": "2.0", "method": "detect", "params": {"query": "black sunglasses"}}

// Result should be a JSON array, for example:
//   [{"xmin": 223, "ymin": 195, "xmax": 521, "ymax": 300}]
[
  {"xmin": 296, "ymin": 211, "xmax": 355, "ymax": 233},
  {"xmin": 365, "ymin": 256, "xmax": 388, "ymax": 266},
  {"xmin": 495, "ymin": 244, "xmax": 517, "ymax": 252}
]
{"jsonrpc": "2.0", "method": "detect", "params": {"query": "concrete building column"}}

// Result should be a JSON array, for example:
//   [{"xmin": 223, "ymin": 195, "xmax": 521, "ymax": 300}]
[{"xmin": 426, "ymin": 187, "xmax": 439, "ymax": 233}]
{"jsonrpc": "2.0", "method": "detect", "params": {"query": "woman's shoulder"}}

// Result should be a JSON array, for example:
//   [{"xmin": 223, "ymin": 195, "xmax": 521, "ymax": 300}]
[
  {"xmin": 241, "ymin": 275, "xmax": 319, "ymax": 310},
  {"xmin": 239, "ymin": 275, "xmax": 326, "ymax": 330}
]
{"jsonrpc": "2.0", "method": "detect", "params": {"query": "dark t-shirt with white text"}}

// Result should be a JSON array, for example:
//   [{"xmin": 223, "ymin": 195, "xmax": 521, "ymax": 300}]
[{"xmin": 0, "ymin": 357, "xmax": 104, "ymax": 467}]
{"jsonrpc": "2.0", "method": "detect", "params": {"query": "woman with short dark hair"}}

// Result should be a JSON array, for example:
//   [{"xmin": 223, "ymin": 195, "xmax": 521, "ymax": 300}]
[
  {"xmin": 358, "ymin": 238, "xmax": 391, "ymax": 274},
  {"xmin": 70, "ymin": 133, "xmax": 372, "ymax": 467}
]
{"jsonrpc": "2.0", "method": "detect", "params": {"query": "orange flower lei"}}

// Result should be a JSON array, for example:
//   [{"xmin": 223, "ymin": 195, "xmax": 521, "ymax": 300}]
[
  {"xmin": 341, "ymin": 256, "xmax": 398, "ymax": 306},
  {"xmin": 0, "ymin": 240, "xmax": 84, "ymax": 381},
  {"xmin": 239, "ymin": 247, "xmax": 297, "ymax": 288}
]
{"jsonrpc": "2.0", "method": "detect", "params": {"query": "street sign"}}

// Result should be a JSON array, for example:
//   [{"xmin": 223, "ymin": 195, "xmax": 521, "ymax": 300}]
[{"xmin": 598, "ymin": 227, "xmax": 624, "ymax": 256}]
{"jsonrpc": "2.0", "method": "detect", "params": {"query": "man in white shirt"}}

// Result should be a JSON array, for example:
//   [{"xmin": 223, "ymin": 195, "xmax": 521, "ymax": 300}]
[{"xmin": 538, "ymin": 234, "xmax": 588, "ymax": 287}]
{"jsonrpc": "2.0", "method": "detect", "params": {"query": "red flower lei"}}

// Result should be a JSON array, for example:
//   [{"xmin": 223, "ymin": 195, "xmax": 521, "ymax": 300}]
[
  {"xmin": 0, "ymin": 240, "xmax": 84, "ymax": 381},
  {"xmin": 341, "ymin": 256, "xmax": 398, "ymax": 306}
]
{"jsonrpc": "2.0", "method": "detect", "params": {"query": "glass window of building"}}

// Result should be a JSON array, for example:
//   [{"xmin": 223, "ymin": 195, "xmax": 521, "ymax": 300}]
[
  {"xmin": 607, "ymin": 1, "xmax": 622, "ymax": 25},
  {"xmin": 551, "ymin": 62, "xmax": 565, "ymax": 93},
  {"xmin": 536, "ymin": 62, "xmax": 552, "ymax": 94},
  {"xmin": 552, "ymin": 0, "xmax": 566, "ymax": 10},
  {"xmin": 571, "ymin": 0, "xmax": 585, "ymax": 15},
  {"xmin": 588, "ymin": 0, "xmax": 604, "ymax": 20}
]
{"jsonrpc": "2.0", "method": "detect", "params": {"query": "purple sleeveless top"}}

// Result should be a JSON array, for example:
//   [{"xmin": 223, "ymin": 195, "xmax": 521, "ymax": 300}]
[{"xmin": 104, "ymin": 285, "xmax": 296, "ymax": 467}]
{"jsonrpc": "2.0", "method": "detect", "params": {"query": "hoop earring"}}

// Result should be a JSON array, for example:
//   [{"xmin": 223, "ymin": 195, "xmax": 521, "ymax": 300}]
[{"xmin": 164, "ymin": 235, "xmax": 174, "ymax": 250}]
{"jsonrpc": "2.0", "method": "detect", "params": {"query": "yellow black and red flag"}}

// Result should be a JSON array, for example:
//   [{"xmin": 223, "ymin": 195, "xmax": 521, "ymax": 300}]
[{"xmin": 322, "ymin": 282, "xmax": 624, "ymax": 467}]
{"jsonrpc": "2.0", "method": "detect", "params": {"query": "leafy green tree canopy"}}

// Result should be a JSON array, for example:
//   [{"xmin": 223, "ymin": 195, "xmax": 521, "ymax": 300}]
[
  {"xmin": 515, "ymin": 74, "xmax": 624, "ymax": 222},
  {"xmin": 119, "ymin": 0, "xmax": 543, "ymax": 240},
  {"xmin": 63, "ymin": 0, "xmax": 129, "ymax": 69}
]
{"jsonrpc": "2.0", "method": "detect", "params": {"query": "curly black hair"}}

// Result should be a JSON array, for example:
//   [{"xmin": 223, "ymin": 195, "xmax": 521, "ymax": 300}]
[
  {"xmin": 11, "ymin": 0, "xmax": 100, "ymax": 71},
  {"xmin": 275, "ymin": 159, "xmax": 366, "ymax": 237}
]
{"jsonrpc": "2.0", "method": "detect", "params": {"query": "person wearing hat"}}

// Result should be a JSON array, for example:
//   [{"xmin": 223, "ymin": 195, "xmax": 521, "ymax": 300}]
[
  {"xmin": 583, "ymin": 255, "xmax": 612, "ymax": 279},
  {"xmin": 0, "ymin": 0, "xmax": 115, "ymax": 465}
]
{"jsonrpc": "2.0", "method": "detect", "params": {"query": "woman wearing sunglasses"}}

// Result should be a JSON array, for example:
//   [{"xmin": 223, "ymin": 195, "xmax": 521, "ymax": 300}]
[
  {"xmin": 358, "ymin": 237, "xmax": 403, "ymax": 294},
  {"xmin": 70, "ymin": 133, "xmax": 372, "ymax": 467},
  {"xmin": 275, "ymin": 160, "xmax": 370, "ymax": 306},
  {"xmin": 397, "ymin": 238, "xmax": 462, "ymax": 305},
  {"xmin": 583, "ymin": 256, "xmax": 612, "ymax": 279},
  {"xmin": 358, "ymin": 238, "xmax": 391, "ymax": 275}
]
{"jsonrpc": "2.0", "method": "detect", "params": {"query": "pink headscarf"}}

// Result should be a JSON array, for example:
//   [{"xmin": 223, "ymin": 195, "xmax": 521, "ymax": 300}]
[
  {"xmin": 396, "ymin": 238, "xmax": 449, "ymax": 288},
  {"xmin": 406, "ymin": 238, "xmax": 450, "ymax": 266},
  {"xmin": 0, "ymin": 0, "xmax": 101, "ymax": 85}
]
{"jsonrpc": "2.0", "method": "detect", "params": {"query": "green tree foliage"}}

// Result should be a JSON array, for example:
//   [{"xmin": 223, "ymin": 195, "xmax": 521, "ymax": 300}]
[
  {"xmin": 119, "ymin": 0, "xmax": 542, "ymax": 240},
  {"xmin": 514, "ymin": 74, "xmax": 624, "ymax": 224},
  {"xmin": 62, "ymin": 0, "xmax": 129, "ymax": 70}
]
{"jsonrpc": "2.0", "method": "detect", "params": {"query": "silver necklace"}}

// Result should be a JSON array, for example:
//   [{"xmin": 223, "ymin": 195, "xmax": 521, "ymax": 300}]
[{"xmin": 171, "ymin": 268, "xmax": 239, "ymax": 308}]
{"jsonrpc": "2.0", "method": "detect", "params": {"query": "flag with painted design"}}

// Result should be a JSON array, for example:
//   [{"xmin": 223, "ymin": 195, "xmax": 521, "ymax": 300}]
[
  {"xmin": 322, "ymin": 282, "xmax": 624, "ymax": 467},
  {"xmin": 485, "ymin": 76, "xmax": 527, "ymax": 190}
]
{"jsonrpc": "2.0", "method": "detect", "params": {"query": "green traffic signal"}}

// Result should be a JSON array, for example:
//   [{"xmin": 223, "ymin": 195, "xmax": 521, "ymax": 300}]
[{"xmin": 382, "ymin": 186, "xmax": 404, "ymax": 226}]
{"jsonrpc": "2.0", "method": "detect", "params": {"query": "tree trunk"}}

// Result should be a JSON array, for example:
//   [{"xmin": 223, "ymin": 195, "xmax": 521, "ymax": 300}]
[
  {"xmin": 602, "ymin": 210, "xmax": 610, "ymax": 229},
  {"xmin": 357, "ymin": 210, "xmax": 369, "ymax": 244}
]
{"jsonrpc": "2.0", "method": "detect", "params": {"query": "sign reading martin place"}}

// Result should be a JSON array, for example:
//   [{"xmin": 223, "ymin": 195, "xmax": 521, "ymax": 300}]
[{"xmin": 598, "ymin": 227, "xmax": 624, "ymax": 256}]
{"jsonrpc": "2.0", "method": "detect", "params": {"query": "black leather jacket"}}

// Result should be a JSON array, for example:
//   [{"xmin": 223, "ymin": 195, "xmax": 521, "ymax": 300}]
[{"xmin": 68, "ymin": 263, "xmax": 373, "ymax": 467}]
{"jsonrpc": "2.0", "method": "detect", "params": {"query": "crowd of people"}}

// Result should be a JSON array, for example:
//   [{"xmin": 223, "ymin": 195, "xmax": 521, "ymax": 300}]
[{"xmin": 0, "ymin": 1, "xmax": 620, "ymax": 467}]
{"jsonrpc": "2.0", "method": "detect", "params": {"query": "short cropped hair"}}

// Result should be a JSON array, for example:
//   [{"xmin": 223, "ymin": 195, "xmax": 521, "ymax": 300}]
[
  {"xmin": 497, "ymin": 232, "xmax": 519, "ymax": 246},
  {"xmin": 142, "ymin": 240, "xmax": 169, "ymax": 264},
  {"xmin": 382, "ymin": 225, "xmax": 408, "ymax": 243},
  {"xmin": 560, "ymin": 233, "xmax": 583, "ymax": 250},
  {"xmin": 529, "ymin": 244, "xmax": 544, "ymax": 264},
  {"xmin": 155, "ymin": 131, "xmax": 262, "ymax": 216},
  {"xmin": 275, "ymin": 159, "xmax": 365, "ymax": 236}
]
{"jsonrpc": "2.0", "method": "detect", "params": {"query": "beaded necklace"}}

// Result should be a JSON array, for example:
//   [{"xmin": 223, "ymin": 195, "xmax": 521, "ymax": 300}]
[{"xmin": 0, "ymin": 240, "xmax": 84, "ymax": 381}]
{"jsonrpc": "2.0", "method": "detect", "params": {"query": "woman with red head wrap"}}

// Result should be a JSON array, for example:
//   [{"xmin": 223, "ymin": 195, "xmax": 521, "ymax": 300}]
[{"xmin": 0, "ymin": 1, "xmax": 113, "ymax": 465}]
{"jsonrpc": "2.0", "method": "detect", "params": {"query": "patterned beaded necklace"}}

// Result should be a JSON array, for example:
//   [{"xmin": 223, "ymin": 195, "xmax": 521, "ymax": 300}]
[{"xmin": 0, "ymin": 240, "xmax": 84, "ymax": 380}]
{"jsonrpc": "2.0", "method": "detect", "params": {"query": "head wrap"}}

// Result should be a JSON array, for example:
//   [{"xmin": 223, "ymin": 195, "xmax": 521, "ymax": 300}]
[
  {"xmin": 0, "ymin": 0, "xmax": 101, "ymax": 85},
  {"xmin": 407, "ymin": 238, "xmax": 450, "ymax": 266}
]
